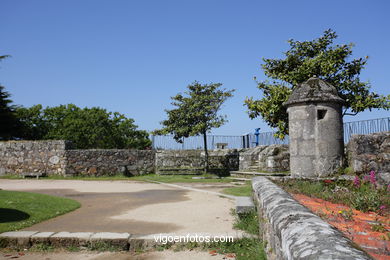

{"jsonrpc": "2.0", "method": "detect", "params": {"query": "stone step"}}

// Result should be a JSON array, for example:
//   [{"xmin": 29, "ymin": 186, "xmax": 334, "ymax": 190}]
[
  {"xmin": 235, "ymin": 197, "xmax": 255, "ymax": 214},
  {"xmin": 226, "ymin": 177, "xmax": 251, "ymax": 181},
  {"xmin": 230, "ymin": 171, "xmax": 289, "ymax": 179}
]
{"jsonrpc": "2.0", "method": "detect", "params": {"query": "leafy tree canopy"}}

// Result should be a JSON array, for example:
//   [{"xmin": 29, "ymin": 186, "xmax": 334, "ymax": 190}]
[
  {"xmin": 16, "ymin": 104, "xmax": 151, "ymax": 149},
  {"xmin": 0, "ymin": 85, "xmax": 20, "ymax": 140},
  {"xmin": 0, "ymin": 55, "xmax": 21, "ymax": 140},
  {"xmin": 245, "ymin": 29, "xmax": 390, "ymax": 139},
  {"xmin": 153, "ymin": 81, "xmax": 234, "ymax": 170}
]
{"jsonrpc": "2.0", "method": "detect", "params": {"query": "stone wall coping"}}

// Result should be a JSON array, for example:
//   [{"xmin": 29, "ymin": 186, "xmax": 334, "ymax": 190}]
[{"xmin": 252, "ymin": 176, "xmax": 372, "ymax": 260}]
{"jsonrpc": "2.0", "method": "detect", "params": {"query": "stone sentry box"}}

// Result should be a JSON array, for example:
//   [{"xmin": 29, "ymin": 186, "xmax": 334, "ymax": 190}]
[{"xmin": 284, "ymin": 77, "xmax": 345, "ymax": 177}]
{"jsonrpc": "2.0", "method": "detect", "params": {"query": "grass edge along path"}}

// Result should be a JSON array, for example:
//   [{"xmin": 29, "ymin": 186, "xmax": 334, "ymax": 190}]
[
  {"xmin": 0, "ymin": 190, "xmax": 80, "ymax": 233},
  {"xmin": 221, "ymin": 181, "xmax": 252, "ymax": 197},
  {"xmin": 0, "ymin": 174, "xmax": 233, "ymax": 183}
]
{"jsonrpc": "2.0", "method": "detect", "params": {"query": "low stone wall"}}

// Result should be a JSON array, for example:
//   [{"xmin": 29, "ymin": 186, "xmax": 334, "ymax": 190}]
[
  {"xmin": 2, "ymin": 133, "xmax": 388, "ymax": 178},
  {"xmin": 238, "ymin": 147, "xmax": 261, "ymax": 171},
  {"xmin": 239, "ymin": 145, "xmax": 289, "ymax": 172},
  {"xmin": 0, "ymin": 140, "xmax": 71, "ymax": 176},
  {"xmin": 0, "ymin": 140, "xmax": 155, "ymax": 176},
  {"xmin": 347, "ymin": 132, "xmax": 390, "ymax": 185},
  {"xmin": 155, "ymin": 149, "xmax": 240, "ymax": 175},
  {"xmin": 65, "ymin": 150, "xmax": 155, "ymax": 176},
  {"xmin": 252, "ymin": 177, "xmax": 372, "ymax": 260}
]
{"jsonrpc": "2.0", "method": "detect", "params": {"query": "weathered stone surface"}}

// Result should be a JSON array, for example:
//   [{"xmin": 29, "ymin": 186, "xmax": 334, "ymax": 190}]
[
  {"xmin": 0, "ymin": 140, "xmax": 155, "ymax": 176},
  {"xmin": 238, "ymin": 146, "xmax": 266, "ymax": 171},
  {"xmin": 65, "ymin": 149, "xmax": 155, "ymax": 176},
  {"xmin": 49, "ymin": 232, "xmax": 93, "ymax": 247},
  {"xmin": 90, "ymin": 232, "xmax": 130, "ymax": 250},
  {"xmin": 285, "ymin": 77, "xmax": 344, "ymax": 178},
  {"xmin": 30, "ymin": 232, "xmax": 55, "ymax": 244},
  {"xmin": 155, "ymin": 149, "xmax": 240, "ymax": 175},
  {"xmin": 284, "ymin": 76, "xmax": 345, "ymax": 106},
  {"xmin": 0, "ymin": 140, "xmax": 70, "ymax": 176},
  {"xmin": 235, "ymin": 196, "xmax": 255, "ymax": 214},
  {"xmin": 239, "ymin": 145, "xmax": 289, "ymax": 172},
  {"xmin": 347, "ymin": 132, "xmax": 390, "ymax": 185},
  {"xmin": 252, "ymin": 177, "xmax": 372, "ymax": 260},
  {"xmin": 258, "ymin": 145, "xmax": 289, "ymax": 172},
  {"xmin": 378, "ymin": 172, "xmax": 390, "ymax": 185},
  {"xmin": 0, "ymin": 231, "xmax": 38, "ymax": 248},
  {"xmin": 128, "ymin": 234, "xmax": 160, "ymax": 251}
]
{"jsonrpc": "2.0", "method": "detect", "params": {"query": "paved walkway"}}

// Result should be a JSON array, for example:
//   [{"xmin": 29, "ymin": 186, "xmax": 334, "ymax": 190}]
[
  {"xmin": 0, "ymin": 180, "xmax": 241, "ymax": 236},
  {"xmin": 0, "ymin": 250, "xmax": 233, "ymax": 260}
]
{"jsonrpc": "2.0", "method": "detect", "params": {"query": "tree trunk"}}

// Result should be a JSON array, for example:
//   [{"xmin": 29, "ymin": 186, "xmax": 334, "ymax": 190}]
[{"xmin": 203, "ymin": 131, "xmax": 209, "ymax": 173}]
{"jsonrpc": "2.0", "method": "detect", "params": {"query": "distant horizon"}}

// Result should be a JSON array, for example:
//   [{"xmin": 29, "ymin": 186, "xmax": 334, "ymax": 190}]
[{"xmin": 1, "ymin": 0, "xmax": 389, "ymax": 135}]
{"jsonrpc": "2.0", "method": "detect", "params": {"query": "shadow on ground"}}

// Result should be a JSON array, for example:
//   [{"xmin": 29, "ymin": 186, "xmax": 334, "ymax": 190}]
[{"xmin": 0, "ymin": 208, "xmax": 30, "ymax": 223}]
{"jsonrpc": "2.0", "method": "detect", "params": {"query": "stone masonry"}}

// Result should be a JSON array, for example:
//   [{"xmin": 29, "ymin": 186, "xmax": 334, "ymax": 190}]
[
  {"xmin": 155, "ymin": 149, "xmax": 240, "ymax": 175},
  {"xmin": 1, "ymin": 133, "xmax": 389, "ymax": 178},
  {"xmin": 65, "ymin": 149, "xmax": 155, "ymax": 176},
  {"xmin": 252, "ymin": 177, "xmax": 372, "ymax": 260},
  {"xmin": 0, "ymin": 140, "xmax": 155, "ymax": 176},
  {"xmin": 239, "ymin": 145, "xmax": 289, "ymax": 172},
  {"xmin": 347, "ymin": 132, "xmax": 390, "ymax": 185},
  {"xmin": 0, "ymin": 140, "xmax": 71, "ymax": 176},
  {"xmin": 284, "ymin": 77, "xmax": 345, "ymax": 178}
]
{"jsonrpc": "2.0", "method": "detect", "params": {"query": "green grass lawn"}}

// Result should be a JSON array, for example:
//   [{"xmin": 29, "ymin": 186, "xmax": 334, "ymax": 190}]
[
  {"xmin": 221, "ymin": 182, "xmax": 252, "ymax": 196},
  {"xmin": 0, "ymin": 173, "xmax": 233, "ymax": 183},
  {"xmin": 0, "ymin": 190, "xmax": 80, "ymax": 233}
]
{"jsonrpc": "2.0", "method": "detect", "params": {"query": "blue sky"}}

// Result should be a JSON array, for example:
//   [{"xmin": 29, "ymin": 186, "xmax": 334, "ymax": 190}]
[{"xmin": 1, "ymin": 0, "xmax": 389, "ymax": 135}]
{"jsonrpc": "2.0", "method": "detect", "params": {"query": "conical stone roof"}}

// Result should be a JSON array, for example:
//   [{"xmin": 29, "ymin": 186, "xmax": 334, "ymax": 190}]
[{"xmin": 283, "ymin": 76, "xmax": 345, "ymax": 106}]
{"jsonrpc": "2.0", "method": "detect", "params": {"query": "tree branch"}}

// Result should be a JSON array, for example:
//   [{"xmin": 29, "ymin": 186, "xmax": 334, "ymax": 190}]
[{"xmin": 342, "ymin": 108, "xmax": 358, "ymax": 117}]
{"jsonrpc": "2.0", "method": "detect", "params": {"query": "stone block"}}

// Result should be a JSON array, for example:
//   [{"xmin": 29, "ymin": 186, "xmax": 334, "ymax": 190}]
[
  {"xmin": 90, "ymin": 232, "xmax": 130, "ymax": 250},
  {"xmin": 49, "ymin": 232, "xmax": 93, "ymax": 247},
  {"xmin": 129, "ymin": 234, "xmax": 160, "ymax": 251},
  {"xmin": 0, "ymin": 231, "xmax": 38, "ymax": 248},
  {"xmin": 30, "ymin": 232, "xmax": 55, "ymax": 244},
  {"xmin": 236, "ymin": 196, "xmax": 255, "ymax": 214}
]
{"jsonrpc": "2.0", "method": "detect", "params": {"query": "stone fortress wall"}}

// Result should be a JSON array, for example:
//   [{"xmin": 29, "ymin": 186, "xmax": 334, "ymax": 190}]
[
  {"xmin": 65, "ymin": 149, "xmax": 155, "ymax": 176},
  {"xmin": 0, "ymin": 140, "xmax": 154, "ymax": 176},
  {"xmin": 155, "ymin": 149, "xmax": 240, "ymax": 175},
  {"xmin": 0, "ymin": 140, "xmax": 70, "ymax": 176},
  {"xmin": 347, "ymin": 131, "xmax": 390, "ymax": 184},
  {"xmin": 0, "ymin": 131, "xmax": 389, "ymax": 180}
]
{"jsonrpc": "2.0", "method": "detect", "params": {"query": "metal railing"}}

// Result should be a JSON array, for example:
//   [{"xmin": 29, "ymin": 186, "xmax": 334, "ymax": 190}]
[
  {"xmin": 151, "ymin": 117, "xmax": 390, "ymax": 150},
  {"xmin": 343, "ymin": 117, "xmax": 390, "ymax": 143},
  {"xmin": 151, "ymin": 134, "xmax": 244, "ymax": 150}
]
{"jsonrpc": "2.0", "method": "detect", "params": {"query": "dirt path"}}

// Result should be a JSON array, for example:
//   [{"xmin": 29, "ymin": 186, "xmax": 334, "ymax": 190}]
[{"xmin": 0, "ymin": 180, "xmax": 241, "ymax": 235}]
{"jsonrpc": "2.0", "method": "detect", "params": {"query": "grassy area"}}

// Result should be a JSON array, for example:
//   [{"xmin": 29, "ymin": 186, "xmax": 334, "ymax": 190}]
[
  {"xmin": 201, "ymin": 237, "xmax": 266, "ymax": 260},
  {"xmin": 275, "ymin": 178, "xmax": 390, "ymax": 215},
  {"xmin": 221, "ymin": 182, "xmax": 252, "ymax": 196},
  {"xmin": 232, "ymin": 209, "xmax": 259, "ymax": 235},
  {"xmin": 0, "ymin": 190, "xmax": 80, "ymax": 233},
  {"xmin": 204, "ymin": 209, "xmax": 264, "ymax": 260},
  {"xmin": 169, "ymin": 209, "xmax": 265, "ymax": 260},
  {"xmin": 0, "ymin": 173, "xmax": 233, "ymax": 183}
]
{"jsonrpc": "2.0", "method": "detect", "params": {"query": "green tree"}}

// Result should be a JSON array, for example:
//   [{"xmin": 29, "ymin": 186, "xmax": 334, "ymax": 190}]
[
  {"xmin": 245, "ymin": 29, "xmax": 390, "ymax": 139},
  {"xmin": 16, "ymin": 104, "xmax": 151, "ymax": 149},
  {"xmin": 0, "ymin": 54, "xmax": 21, "ymax": 140},
  {"xmin": 153, "ymin": 81, "xmax": 234, "ymax": 172},
  {"xmin": 0, "ymin": 85, "xmax": 19, "ymax": 140}
]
